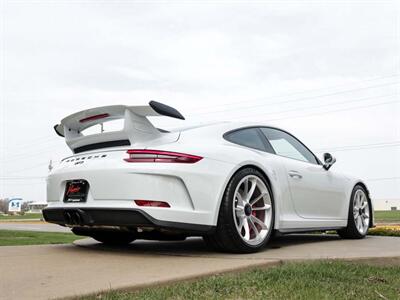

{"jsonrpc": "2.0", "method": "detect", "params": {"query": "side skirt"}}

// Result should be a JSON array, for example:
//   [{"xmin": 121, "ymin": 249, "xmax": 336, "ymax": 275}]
[{"xmin": 277, "ymin": 227, "xmax": 344, "ymax": 234}]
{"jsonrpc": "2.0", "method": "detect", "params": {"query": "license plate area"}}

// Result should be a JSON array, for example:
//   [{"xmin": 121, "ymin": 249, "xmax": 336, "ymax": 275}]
[{"xmin": 63, "ymin": 180, "xmax": 89, "ymax": 203}]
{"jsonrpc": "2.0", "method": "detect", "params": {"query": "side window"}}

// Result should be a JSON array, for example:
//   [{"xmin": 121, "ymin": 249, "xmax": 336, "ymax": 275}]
[
  {"xmin": 260, "ymin": 128, "xmax": 319, "ymax": 164},
  {"xmin": 225, "ymin": 128, "xmax": 267, "ymax": 152}
]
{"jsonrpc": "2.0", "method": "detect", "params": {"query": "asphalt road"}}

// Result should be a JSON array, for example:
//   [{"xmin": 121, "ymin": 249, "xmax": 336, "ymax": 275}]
[
  {"xmin": 1, "ymin": 235, "xmax": 400, "ymax": 300},
  {"xmin": 0, "ymin": 222, "xmax": 70, "ymax": 232}
]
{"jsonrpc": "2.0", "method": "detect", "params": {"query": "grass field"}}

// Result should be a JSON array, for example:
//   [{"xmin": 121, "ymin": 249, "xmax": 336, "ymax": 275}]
[
  {"xmin": 374, "ymin": 210, "xmax": 400, "ymax": 223},
  {"xmin": 0, "ymin": 213, "xmax": 43, "ymax": 220},
  {"xmin": 0, "ymin": 230, "xmax": 77, "ymax": 246},
  {"xmin": 368, "ymin": 225, "xmax": 400, "ymax": 237},
  {"xmin": 82, "ymin": 260, "xmax": 400, "ymax": 300}
]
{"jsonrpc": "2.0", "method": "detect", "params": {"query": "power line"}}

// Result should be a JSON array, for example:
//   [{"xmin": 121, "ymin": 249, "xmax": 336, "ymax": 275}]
[
  {"xmin": 0, "ymin": 144, "xmax": 62, "ymax": 163},
  {"xmin": 192, "ymin": 73, "xmax": 400, "ymax": 112},
  {"xmin": 2, "ymin": 140, "xmax": 61, "ymax": 157},
  {"xmin": 241, "ymin": 99, "xmax": 400, "ymax": 122},
  {"xmin": 6, "ymin": 162, "xmax": 49, "ymax": 174},
  {"xmin": 204, "ymin": 93, "xmax": 394, "ymax": 120},
  {"xmin": 0, "ymin": 176, "xmax": 46, "ymax": 180},
  {"xmin": 314, "ymin": 141, "xmax": 400, "ymax": 153},
  {"xmin": 4, "ymin": 181, "xmax": 46, "ymax": 186},
  {"xmin": 0, "ymin": 135, "xmax": 55, "ymax": 150},
  {"xmin": 366, "ymin": 177, "xmax": 400, "ymax": 182},
  {"xmin": 192, "ymin": 80, "xmax": 400, "ymax": 116},
  {"xmin": 262, "ymin": 93, "xmax": 394, "ymax": 117}
]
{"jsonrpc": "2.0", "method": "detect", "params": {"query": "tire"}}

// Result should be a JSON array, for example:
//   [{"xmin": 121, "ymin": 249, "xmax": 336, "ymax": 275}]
[
  {"xmin": 337, "ymin": 185, "xmax": 371, "ymax": 239},
  {"xmin": 204, "ymin": 167, "xmax": 275, "ymax": 253},
  {"xmin": 91, "ymin": 231, "xmax": 136, "ymax": 245}
]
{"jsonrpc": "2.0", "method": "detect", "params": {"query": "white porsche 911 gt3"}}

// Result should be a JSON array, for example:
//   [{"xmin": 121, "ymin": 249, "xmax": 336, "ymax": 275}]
[{"xmin": 43, "ymin": 101, "xmax": 374, "ymax": 253}]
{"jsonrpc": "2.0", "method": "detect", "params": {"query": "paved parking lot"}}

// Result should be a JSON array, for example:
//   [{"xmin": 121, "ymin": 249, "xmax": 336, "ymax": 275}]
[{"xmin": 1, "ymin": 234, "xmax": 400, "ymax": 300}]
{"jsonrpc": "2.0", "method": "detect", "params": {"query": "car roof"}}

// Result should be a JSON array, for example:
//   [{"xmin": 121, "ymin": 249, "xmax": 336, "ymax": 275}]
[
  {"xmin": 171, "ymin": 121, "xmax": 279, "ymax": 133},
  {"xmin": 171, "ymin": 121, "xmax": 292, "ymax": 141}
]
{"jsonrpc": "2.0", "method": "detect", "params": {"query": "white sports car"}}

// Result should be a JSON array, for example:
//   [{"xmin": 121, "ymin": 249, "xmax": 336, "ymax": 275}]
[{"xmin": 43, "ymin": 101, "xmax": 374, "ymax": 253}]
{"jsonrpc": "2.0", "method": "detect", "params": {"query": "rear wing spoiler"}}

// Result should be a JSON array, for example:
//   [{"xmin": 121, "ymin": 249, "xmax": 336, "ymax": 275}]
[{"xmin": 54, "ymin": 101, "xmax": 184, "ymax": 153}]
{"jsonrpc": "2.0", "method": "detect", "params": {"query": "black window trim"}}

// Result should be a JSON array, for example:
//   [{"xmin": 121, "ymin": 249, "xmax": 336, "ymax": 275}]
[{"xmin": 223, "ymin": 126, "xmax": 322, "ymax": 166}]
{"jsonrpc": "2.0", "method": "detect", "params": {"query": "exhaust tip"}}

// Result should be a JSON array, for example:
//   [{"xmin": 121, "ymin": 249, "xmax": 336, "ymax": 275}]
[
  {"xmin": 63, "ymin": 210, "xmax": 85, "ymax": 226},
  {"xmin": 64, "ymin": 212, "xmax": 72, "ymax": 224},
  {"xmin": 74, "ymin": 212, "xmax": 82, "ymax": 225}
]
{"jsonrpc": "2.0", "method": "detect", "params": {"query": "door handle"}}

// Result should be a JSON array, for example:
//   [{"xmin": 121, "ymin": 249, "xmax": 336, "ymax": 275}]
[{"xmin": 288, "ymin": 171, "xmax": 303, "ymax": 179}]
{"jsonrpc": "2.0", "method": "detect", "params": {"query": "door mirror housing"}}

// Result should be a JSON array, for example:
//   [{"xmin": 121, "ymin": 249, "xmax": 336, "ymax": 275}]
[{"xmin": 323, "ymin": 153, "xmax": 336, "ymax": 170}]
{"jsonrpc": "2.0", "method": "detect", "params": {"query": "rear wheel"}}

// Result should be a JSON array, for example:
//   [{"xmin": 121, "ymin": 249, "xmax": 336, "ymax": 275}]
[
  {"xmin": 204, "ymin": 168, "xmax": 275, "ymax": 253},
  {"xmin": 91, "ymin": 231, "xmax": 136, "ymax": 245},
  {"xmin": 337, "ymin": 185, "xmax": 370, "ymax": 239}
]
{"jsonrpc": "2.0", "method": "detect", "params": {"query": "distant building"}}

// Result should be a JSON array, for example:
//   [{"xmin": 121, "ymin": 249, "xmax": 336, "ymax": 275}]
[
  {"xmin": 28, "ymin": 202, "xmax": 48, "ymax": 213},
  {"xmin": 374, "ymin": 199, "xmax": 400, "ymax": 211}
]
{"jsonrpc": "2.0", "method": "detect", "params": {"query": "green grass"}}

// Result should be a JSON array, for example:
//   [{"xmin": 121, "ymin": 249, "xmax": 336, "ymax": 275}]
[
  {"xmin": 0, "ymin": 213, "xmax": 43, "ymax": 220},
  {"xmin": 81, "ymin": 261, "xmax": 400, "ymax": 300},
  {"xmin": 374, "ymin": 210, "xmax": 400, "ymax": 223},
  {"xmin": 368, "ymin": 226, "xmax": 400, "ymax": 237},
  {"xmin": 0, "ymin": 230, "xmax": 77, "ymax": 246}
]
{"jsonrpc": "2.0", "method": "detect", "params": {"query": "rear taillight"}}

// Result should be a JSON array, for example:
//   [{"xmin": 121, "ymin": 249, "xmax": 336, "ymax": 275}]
[
  {"xmin": 124, "ymin": 149, "xmax": 203, "ymax": 163},
  {"xmin": 135, "ymin": 200, "xmax": 170, "ymax": 208},
  {"xmin": 79, "ymin": 113, "xmax": 110, "ymax": 123}
]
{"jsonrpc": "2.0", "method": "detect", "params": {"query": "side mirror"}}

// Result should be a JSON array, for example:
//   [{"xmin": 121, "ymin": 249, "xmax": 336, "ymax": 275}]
[{"xmin": 323, "ymin": 153, "xmax": 336, "ymax": 170}]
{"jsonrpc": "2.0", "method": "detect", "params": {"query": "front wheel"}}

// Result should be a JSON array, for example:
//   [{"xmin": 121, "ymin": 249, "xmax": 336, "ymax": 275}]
[
  {"xmin": 337, "ymin": 185, "xmax": 370, "ymax": 239},
  {"xmin": 204, "ymin": 168, "xmax": 275, "ymax": 253}
]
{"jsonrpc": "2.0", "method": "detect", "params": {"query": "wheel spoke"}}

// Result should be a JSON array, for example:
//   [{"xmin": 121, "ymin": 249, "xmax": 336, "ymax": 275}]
[
  {"xmin": 250, "ymin": 215, "xmax": 268, "ymax": 230},
  {"xmin": 357, "ymin": 216, "xmax": 363, "ymax": 231},
  {"xmin": 362, "ymin": 215, "xmax": 369, "ymax": 227},
  {"xmin": 354, "ymin": 193, "xmax": 360, "ymax": 208},
  {"xmin": 360, "ymin": 196, "xmax": 365, "ymax": 209},
  {"xmin": 248, "ymin": 217, "xmax": 259, "ymax": 238},
  {"xmin": 353, "ymin": 210, "xmax": 359, "ymax": 219},
  {"xmin": 243, "ymin": 179, "xmax": 249, "ymax": 196},
  {"xmin": 250, "ymin": 192, "xmax": 267, "ymax": 207},
  {"xmin": 235, "ymin": 206, "xmax": 245, "ymax": 218},
  {"xmin": 252, "ymin": 204, "xmax": 271, "ymax": 211},
  {"xmin": 243, "ymin": 218, "xmax": 250, "ymax": 240},
  {"xmin": 235, "ymin": 192, "xmax": 244, "ymax": 206},
  {"xmin": 237, "ymin": 215, "xmax": 245, "ymax": 231},
  {"xmin": 245, "ymin": 179, "xmax": 257, "ymax": 202}
]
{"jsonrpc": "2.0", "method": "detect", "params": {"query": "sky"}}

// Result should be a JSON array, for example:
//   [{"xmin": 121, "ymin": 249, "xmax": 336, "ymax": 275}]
[{"xmin": 0, "ymin": 0, "xmax": 399, "ymax": 204}]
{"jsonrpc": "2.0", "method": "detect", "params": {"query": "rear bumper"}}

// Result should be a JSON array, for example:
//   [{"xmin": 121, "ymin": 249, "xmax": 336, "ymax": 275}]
[
  {"xmin": 42, "ymin": 207, "xmax": 214, "ymax": 234},
  {"xmin": 47, "ymin": 155, "xmax": 236, "ymax": 226}
]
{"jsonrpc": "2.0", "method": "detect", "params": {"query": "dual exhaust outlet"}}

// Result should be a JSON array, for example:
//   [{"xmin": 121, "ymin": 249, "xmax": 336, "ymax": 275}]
[{"xmin": 63, "ymin": 209, "xmax": 92, "ymax": 226}]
